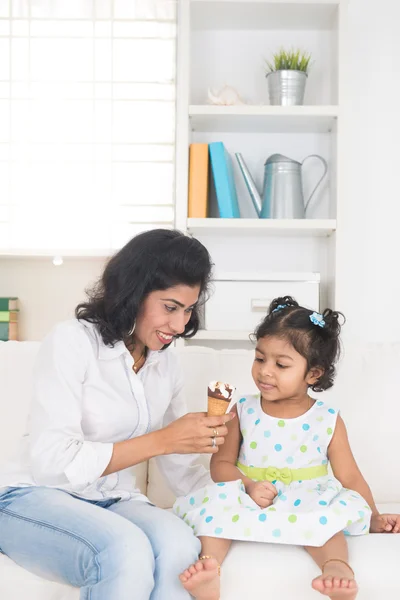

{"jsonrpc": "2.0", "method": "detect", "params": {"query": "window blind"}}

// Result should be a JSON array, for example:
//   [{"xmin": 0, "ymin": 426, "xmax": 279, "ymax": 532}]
[{"xmin": 0, "ymin": 0, "xmax": 177, "ymax": 253}]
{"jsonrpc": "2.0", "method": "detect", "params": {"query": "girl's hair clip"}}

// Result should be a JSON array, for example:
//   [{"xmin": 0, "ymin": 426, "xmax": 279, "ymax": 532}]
[
  {"xmin": 309, "ymin": 312, "xmax": 325, "ymax": 328},
  {"xmin": 272, "ymin": 304, "xmax": 287, "ymax": 313}
]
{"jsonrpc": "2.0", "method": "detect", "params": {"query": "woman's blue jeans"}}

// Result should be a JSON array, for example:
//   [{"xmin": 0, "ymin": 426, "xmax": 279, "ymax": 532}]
[{"xmin": 0, "ymin": 486, "xmax": 200, "ymax": 599}]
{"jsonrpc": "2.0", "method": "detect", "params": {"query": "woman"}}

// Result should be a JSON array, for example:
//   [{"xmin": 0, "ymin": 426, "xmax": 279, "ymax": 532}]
[{"xmin": 0, "ymin": 229, "xmax": 233, "ymax": 600}]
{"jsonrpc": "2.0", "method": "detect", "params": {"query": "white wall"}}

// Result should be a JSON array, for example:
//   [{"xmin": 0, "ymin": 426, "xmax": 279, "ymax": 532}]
[
  {"xmin": 0, "ymin": 258, "xmax": 105, "ymax": 340},
  {"xmin": 335, "ymin": 0, "xmax": 400, "ymax": 343},
  {"xmin": 1, "ymin": 0, "xmax": 399, "ymax": 344}
]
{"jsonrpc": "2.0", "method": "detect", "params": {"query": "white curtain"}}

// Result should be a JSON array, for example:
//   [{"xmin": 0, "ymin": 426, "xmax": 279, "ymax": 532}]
[{"xmin": 0, "ymin": 0, "xmax": 177, "ymax": 252}]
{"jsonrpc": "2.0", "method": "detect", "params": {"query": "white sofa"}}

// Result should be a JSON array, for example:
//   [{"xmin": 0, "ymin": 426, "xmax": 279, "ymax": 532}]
[{"xmin": 0, "ymin": 341, "xmax": 400, "ymax": 599}]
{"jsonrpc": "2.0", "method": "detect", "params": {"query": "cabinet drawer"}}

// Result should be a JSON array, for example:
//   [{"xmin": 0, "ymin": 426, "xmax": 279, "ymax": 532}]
[{"xmin": 205, "ymin": 279, "xmax": 319, "ymax": 332}]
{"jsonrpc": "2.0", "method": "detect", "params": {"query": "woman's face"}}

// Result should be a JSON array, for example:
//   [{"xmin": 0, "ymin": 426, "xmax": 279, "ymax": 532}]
[{"xmin": 134, "ymin": 284, "xmax": 201, "ymax": 350}]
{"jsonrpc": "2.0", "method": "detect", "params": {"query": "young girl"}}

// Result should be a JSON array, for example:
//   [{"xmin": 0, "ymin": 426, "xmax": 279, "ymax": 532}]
[{"xmin": 174, "ymin": 296, "xmax": 400, "ymax": 600}]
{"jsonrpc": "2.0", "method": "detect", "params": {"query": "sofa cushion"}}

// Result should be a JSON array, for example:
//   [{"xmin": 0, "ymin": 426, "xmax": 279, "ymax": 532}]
[
  {"xmin": 221, "ymin": 502, "xmax": 400, "ymax": 600},
  {"xmin": 0, "ymin": 341, "xmax": 41, "ymax": 462},
  {"xmin": 1, "ymin": 341, "xmax": 400, "ymax": 600},
  {"xmin": 1, "ymin": 503, "xmax": 399, "ymax": 600},
  {"xmin": 0, "ymin": 553, "xmax": 79, "ymax": 600},
  {"xmin": 323, "ymin": 342, "xmax": 400, "ymax": 503}
]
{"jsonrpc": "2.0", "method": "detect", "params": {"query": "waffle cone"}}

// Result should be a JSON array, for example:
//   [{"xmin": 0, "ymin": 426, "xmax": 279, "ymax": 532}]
[{"xmin": 207, "ymin": 396, "xmax": 229, "ymax": 417}]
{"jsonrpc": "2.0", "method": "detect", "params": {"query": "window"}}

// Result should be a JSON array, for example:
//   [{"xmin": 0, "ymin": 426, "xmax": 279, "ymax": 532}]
[{"xmin": 0, "ymin": 0, "xmax": 177, "ymax": 253}]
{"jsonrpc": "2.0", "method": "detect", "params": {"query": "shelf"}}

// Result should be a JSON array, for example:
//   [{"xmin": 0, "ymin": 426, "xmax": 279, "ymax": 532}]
[
  {"xmin": 212, "ymin": 271, "xmax": 320, "ymax": 282},
  {"xmin": 0, "ymin": 249, "xmax": 112, "ymax": 259},
  {"xmin": 187, "ymin": 218, "xmax": 336, "ymax": 236},
  {"xmin": 189, "ymin": 105, "xmax": 339, "ymax": 133},
  {"xmin": 193, "ymin": 330, "xmax": 252, "ymax": 341},
  {"xmin": 191, "ymin": 1, "xmax": 340, "ymax": 32}
]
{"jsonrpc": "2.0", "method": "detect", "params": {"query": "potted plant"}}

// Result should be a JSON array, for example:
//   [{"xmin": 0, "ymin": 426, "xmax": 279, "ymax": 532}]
[{"xmin": 265, "ymin": 48, "xmax": 311, "ymax": 106}]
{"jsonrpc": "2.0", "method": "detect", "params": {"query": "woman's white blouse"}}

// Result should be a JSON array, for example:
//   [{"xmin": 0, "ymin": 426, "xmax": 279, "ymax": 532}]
[{"xmin": 0, "ymin": 319, "xmax": 210, "ymax": 501}]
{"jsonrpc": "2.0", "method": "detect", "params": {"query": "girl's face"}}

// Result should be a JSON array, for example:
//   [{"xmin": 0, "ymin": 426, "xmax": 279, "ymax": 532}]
[
  {"xmin": 133, "ymin": 284, "xmax": 200, "ymax": 351},
  {"xmin": 251, "ymin": 335, "xmax": 321, "ymax": 402}
]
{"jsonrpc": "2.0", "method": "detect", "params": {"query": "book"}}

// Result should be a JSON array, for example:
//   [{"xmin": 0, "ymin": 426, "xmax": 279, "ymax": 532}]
[
  {"xmin": 0, "ymin": 297, "xmax": 18, "ymax": 311},
  {"xmin": 188, "ymin": 144, "xmax": 209, "ymax": 218},
  {"xmin": 209, "ymin": 142, "xmax": 240, "ymax": 218},
  {"xmin": 0, "ymin": 322, "xmax": 18, "ymax": 341},
  {"xmin": 0, "ymin": 311, "xmax": 19, "ymax": 323}
]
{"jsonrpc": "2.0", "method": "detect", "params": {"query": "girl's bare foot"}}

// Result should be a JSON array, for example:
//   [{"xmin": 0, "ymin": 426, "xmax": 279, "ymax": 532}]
[
  {"xmin": 312, "ymin": 560, "xmax": 357, "ymax": 599},
  {"xmin": 179, "ymin": 557, "xmax": 220, "ymax": 600}
]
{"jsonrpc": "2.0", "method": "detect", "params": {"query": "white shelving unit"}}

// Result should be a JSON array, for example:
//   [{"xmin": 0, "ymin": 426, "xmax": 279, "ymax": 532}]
[
  {"xmin": 175, "ymin": 0, "xmax": 346, "ymax": 346},
  {"xmin": 187, "ymin": 218, "xmax": 336, "ymax": 236},
  {"xmin": 189, "ymin": 105, "xmax": 339, "ymax": 134}
]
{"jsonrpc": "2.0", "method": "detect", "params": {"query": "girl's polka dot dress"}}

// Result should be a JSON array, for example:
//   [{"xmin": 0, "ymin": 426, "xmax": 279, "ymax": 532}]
[{"xmin": 173, "ymin": 395, "xmax": 371, "ymax": 547}]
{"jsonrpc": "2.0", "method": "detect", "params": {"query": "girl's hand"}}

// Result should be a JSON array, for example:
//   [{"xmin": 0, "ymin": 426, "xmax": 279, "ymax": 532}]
[
  {"xmin": 245, "ymin": 480, "xmax": 277, "ymax": 508},
  {"xmin": 370, "ymin": 513, "xmax": 400, "ymax": 533},
  {"xmin": 161, "ymin": 412, "xmax": 235, "ymax": 455}
]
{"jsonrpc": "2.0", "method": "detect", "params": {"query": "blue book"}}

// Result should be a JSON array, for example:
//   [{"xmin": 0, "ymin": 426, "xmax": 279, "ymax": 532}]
[{"xmin": 209, "ymin": 142, "xmax": 240, "ymax": 218}]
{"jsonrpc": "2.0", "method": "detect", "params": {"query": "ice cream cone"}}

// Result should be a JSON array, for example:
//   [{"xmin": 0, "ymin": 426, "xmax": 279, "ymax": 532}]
[
  {"xmin": 207, "ymin": 381, "xmax": 236, "ymax": 416},
  {"xmin": 207, "ymin": 395, "xmax": 229, "ymax": 416}
]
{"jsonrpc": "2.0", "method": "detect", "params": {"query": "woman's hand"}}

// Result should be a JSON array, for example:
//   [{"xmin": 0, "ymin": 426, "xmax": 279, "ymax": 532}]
[
  {"xmin": 370, "ymin": 513, "xmax": 400, "ymax": 533},
  {"xmin": 160, "ymin": 412, "xmax": 235, "ymax": 455},
  {"xmin": 245, "ymin": 480, "xmax": 277, "ymax": 508}
]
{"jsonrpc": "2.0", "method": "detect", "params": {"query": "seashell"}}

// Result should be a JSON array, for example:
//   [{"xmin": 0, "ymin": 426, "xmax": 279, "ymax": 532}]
[{"xmin": 207, "ymin": 85, "xmax": 246, "ymax": 106}]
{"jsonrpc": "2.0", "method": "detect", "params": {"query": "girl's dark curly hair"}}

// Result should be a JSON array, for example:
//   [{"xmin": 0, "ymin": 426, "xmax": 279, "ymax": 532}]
[
  {"xmin": 253, "ymin": 296, "xmax": 344, "ymax": 392},
  {"xmin": 76, "ymin": 229, "xmax": 213, "ymax": 347}
]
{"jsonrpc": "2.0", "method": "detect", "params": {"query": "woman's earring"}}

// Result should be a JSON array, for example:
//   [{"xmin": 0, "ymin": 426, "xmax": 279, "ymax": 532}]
[{"xmin": 128, "ymin": 321, "xmax": 136, "ymax": 337}]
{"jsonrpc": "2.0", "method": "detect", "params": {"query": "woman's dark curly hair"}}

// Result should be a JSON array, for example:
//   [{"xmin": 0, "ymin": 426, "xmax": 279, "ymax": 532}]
[
  {"xmin": 253, "ymin": 296, "xmax": 344, "ymax": 392},
  {"xmin": 76, "ymin": 229, "xmax": 213, "ymax": 347}
]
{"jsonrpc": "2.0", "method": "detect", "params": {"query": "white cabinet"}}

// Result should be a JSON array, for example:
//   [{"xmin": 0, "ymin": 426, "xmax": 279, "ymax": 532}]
[
  {"xmin": 205, "ymin": 273, "xmax": 320, "ymax": 331},
  {"xmin": 175, "ymin": 0, "xmax": 346, "ymax": 345}
]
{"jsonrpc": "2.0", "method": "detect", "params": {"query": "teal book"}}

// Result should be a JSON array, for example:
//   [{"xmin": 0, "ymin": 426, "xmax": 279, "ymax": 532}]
[
  {"xmin": 209, "ymin": 142, "xmax": 240, "ymax": 218},
  {"xmin": 0, "ymin": 322, "xmax": 9, "ymax": 341},
  {"xmin": 0, "ymin": 321, "xmax": 17, "ymax": 341}
]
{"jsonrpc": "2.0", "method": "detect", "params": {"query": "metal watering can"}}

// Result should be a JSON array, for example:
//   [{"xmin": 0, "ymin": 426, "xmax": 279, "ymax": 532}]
[{"xmin": 235, "ymin": 153, "xmax": 328, "ymax": 219}]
